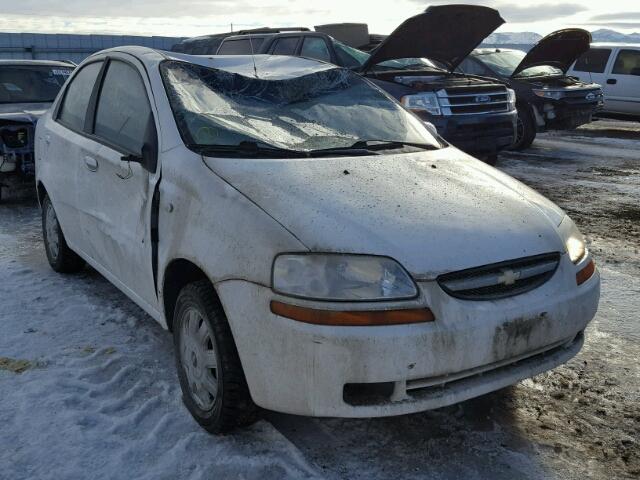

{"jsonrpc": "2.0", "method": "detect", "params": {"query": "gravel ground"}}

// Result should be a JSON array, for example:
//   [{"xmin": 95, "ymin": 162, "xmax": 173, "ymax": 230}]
[{"xmin": 0, "ymin": 118, "xmax": 638, "ymax": 479}]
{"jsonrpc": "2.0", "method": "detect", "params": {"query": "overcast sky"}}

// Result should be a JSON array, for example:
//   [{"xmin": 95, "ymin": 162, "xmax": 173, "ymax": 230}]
[{"xmin": 0, "ymin": 0, "xmax": 637, "ymax": 37}]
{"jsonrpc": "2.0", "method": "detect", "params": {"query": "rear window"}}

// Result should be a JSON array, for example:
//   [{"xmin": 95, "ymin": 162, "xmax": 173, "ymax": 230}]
[
  {"xmin": 612, "ymin": 49, "xmax": 640, "ymax": 75},
  {"xmin": 300, "ymin": 37, "xmax": 331, "ymax": 62},
  {"xmin": 272, "ymin": 37, "xmax": 299, "ymax": 55},
  {"xmin": 573, "ymin": 48, "xmax": 611, "ymax": 73},
  {"xmin": 58, "ymin": 61, "xmax": 101, "ymax": 131},
  {"xmin": 0, "ymin": 64, "xmax": 73, "ymax": 104},
  {"xmin": 217, "ymin": 38, "xmax": 264, "ymax": 55}
]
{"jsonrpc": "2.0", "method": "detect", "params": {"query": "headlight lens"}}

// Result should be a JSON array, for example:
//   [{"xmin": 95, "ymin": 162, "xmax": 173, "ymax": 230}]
[
  {"xmin": 533, "ymin": 89, "xmax": 563, "ymax": 100},
  {"xmin": 272, "ymin": 254, "xmax": 418, "ymax": 301},
  {"xmin": 506, "ymin": 88, "xmax": 516, "ymax": 111},
  {"xmin": 558, "ymin": 216, "xmax": 586, "ymax": 263},
  {"xmin": 401, "ymin": 92, "xmax": 441, "ymax": 116}
]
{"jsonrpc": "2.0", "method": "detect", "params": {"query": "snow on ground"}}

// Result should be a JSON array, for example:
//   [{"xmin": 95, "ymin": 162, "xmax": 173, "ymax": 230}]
[{"xmin": 1, "ymin": 118, "xmax": 638, "ymax": 479}]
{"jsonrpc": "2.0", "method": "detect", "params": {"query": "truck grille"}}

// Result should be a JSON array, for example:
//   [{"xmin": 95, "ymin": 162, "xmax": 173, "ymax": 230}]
[
  {"xmin": 437, "ymin": 85, "xmax": 510, "ymax": 116},
  {"xmin": 438, "ymin": 253, "xmax": 560, "ymax": 301}
]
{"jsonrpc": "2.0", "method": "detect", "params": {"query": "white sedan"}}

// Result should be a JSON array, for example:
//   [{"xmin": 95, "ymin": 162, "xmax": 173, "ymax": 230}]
[{"xmin": 35, "ymin": 47, "xmax": 600, "ymax": 433}]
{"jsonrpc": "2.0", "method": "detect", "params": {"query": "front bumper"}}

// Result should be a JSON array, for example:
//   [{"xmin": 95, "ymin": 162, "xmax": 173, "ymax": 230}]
[
  {"xmin": 216, "ymin": 255, "xmax": 599, "ymax": 417},
  {"xmin": 533, "ymin": 94, "xmax": 603, "ymax": 131},
  {"xmin": 424, "ymin": 110, "xmax": 517, "ymax": 158}
]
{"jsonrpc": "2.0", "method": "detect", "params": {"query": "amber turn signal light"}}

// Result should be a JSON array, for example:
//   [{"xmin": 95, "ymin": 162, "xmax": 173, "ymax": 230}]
[
  {"xmin": 576, "ymin": 259, "xmax": 596, "ymax": 286},
  {"xmin": 270, "ymin": 300, "xmax": 435, "ymax": 326}
]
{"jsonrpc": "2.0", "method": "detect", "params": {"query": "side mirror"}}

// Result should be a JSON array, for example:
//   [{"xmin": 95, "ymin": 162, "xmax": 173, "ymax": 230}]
[
  {"xmin": 424, "ymin": 121, "xmax": 438, "ymax": 137},
  {"xmin": 120, "ymin": 115, "xmax": 158, "ymax": 172}
]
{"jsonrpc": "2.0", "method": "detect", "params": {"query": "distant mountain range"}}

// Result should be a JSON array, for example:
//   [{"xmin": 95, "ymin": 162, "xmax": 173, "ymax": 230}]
[{"xmin": 482, "ymin": 28, "xmax": 640, "ymax": 46}]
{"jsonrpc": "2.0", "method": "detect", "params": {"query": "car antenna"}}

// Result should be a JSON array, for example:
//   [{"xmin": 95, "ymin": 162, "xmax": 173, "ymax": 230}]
[{"xmin": 248, "ymin": 35, "xmax": 259, "ymax": 78}]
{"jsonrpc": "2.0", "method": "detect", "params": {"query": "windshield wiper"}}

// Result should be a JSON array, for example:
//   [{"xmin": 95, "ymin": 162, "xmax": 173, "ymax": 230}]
[
  {"xmin": 189, "ymin": 141, "xmax": 307, "ymax": 158},
  {"xmin": 308, "ymin": 139, "xmax": 439, "ymax": 157}
]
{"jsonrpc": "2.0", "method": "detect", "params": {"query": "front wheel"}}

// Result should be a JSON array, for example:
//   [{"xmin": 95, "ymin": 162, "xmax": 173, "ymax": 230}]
[
  {"xmin": 42, "ymin": 195, "xmax": 85, "ymax": 273},
  {"xmin": 173, "ymin": 280, "xmax": 257, "ymax": 433},
  {"xmin": 510, "ymin": 107, "xmax": 537, "ymax": 151}
]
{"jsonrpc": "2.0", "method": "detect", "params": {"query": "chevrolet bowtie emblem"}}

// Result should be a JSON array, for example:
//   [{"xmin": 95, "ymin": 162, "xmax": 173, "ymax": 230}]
[{"xmin": 498, "ymin": 269, "xmax": 521, "ymax": 286}]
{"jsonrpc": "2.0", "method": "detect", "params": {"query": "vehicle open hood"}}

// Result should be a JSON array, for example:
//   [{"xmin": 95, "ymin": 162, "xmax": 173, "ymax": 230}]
[
  {"xmin": 361, "ymin": 5, "xmax": 504, "ymax": 73},
  {"xmin": 203, "ymin": 147, "xmax": 566, "ymax": 279},
  {"xmin": 511, "ymin": 29, "xmax": 591, "ymax": 77}
]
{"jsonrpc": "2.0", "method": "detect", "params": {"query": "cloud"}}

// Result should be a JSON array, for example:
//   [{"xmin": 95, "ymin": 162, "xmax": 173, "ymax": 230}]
[
  {"xmin": 585, "ymin": 22, "xmax": 640, "ymax": 29},
  {"xmin": 409, "ymin": 1, "xmax": 587, "ymax": 23},
  {"xmin": 590, "ymin": 12, "xmax": 640, "ymax": 21}
]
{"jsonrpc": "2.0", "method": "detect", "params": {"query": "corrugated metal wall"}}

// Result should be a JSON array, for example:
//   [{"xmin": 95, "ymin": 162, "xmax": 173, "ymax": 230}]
[{"xmin": 0, "ymin": 33, "xmax": 185, "ymax": 63}]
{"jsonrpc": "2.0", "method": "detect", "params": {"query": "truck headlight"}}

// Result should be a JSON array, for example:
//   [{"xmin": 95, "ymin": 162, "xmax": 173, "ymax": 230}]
[
  {"xmin": 272, "ymin": 254, "xmax": 418, "ymax": 301},
  {"xmin": 533, "ymin": 89, "xmax": 563, "ymax": 100},
  {"xmin": 507, "ymin": 88, "xmax": 516, "ymax": 111},
  {"xmin": 401, "ymin": 92, "xmax": 441, "ymax": 116},
  {"xmin": 558, "ymin": 216, "xmax": 586, "ymax": 264}
]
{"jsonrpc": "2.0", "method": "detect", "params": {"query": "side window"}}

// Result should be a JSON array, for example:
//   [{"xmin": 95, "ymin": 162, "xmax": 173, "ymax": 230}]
[
  {"xmin": 300, "ymin": 37, "xmax": 331, "ymax": 62},
  {"xmin": 217, "ymin": 38, "xmax": 265, "ymax": 55},
  {"xmin": 58, "ymin": 61, "xmax": 103, "ymax": 131},
  {"xmin": 612, "ymin": 49, "xmax": 640, "ymax": 75},
  {"xmin": 94, "ymin": 60, "xmax": 152, "ymax": 155},
  {"xmin": 272, "ymin": 37, "xmax": 300, "ymax": 56},
  {"xmin": 573, "ymin": 48, "xmax": 611, "ymax": 73},
  {"xmin": 457, "ymin": 58, "xmax": 489, "ymax": 76}
]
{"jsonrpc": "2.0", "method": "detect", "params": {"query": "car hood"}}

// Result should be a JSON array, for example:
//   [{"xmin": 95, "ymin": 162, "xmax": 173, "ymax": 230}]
[
  {"xmin": 202, "ymin": 147, "xmax": 567, "ymax": 279},
  {"xmin": 0, "ymin": 103, "xmax": 50, "ymax": 124},
  {"xmin": 512, "ymin": 29, "xmax": 591, "ymax": 77},
  {"xmin": 361, "ymin": 5, "xmax": 504, "ymax": 73}
]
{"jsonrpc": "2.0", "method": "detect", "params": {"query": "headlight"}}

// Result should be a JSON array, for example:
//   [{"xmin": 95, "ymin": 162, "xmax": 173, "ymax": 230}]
[
  {"xmin": 272, "ymin": 254, "xmax": 418, "ymax": 301},
  {"xmin": 507, "ymin": 88, "xmax": 516, "ymax": 111},
  {"xmin": 401, "ymin": 92, "xmax": 441, "ymax": 116},
  {"xmin": 558, "ymin": 216, "xmax": 586, "ymax": 263},
  {"xmin": 533, "ymin": 89, "xmax": 563, "ymax": 100}
]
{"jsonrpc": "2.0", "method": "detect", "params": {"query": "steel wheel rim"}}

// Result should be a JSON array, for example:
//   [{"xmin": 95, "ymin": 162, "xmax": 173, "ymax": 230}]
[
  {"xmin": 45, "ymin": 203, "xmax": 60, "ymax": 261},
  {"xmin": 179, "ymin": 307, "xmax": 219, "ymax": 411}
]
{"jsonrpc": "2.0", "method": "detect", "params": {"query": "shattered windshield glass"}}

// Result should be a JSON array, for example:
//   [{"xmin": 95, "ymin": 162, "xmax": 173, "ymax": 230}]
[
  {"xmin": 474, "ymin": 50, "xmax": 563, "ymax": 78},
  {"xmin": 160, "ymin": 60, "xmax": 440, "ymax": 155}
]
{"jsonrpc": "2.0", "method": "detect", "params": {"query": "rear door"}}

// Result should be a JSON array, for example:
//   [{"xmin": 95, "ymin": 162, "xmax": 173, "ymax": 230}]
[
  {"xmin": 45, "ymin": 60, "xmax": 104, "ymax": 252},
  {"xmin": 78, "ymin": 56, "xmax": 160, "ymax": 308},
  {"xmin": 570, "ymin": 47, "xmax": 612, "ymax": 87},
  {"xmin": 603, "ymin": 48, "xmax": 640, "ymax": 114}
]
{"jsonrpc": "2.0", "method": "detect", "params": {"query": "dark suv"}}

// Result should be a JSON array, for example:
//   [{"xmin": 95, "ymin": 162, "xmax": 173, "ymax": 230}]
[
  {"xmin": 173, "ymin": 6, "xmax": 518, "ymax": 164},
  {"xmin": 459, "ymin": 29, "xmax": 604, "ymax": 150}
]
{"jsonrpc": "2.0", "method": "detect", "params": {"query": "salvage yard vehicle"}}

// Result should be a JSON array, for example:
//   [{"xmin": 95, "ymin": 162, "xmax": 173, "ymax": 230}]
[
  {"xmin": 0, "ymin": 60, "xmax": 74, "ymax": 202},
  {"xmin": 568, "ymin": 43, "xmax": 640, "ymax": 116},
  {"xmin": 460, "ymin": 29, "xmax": 604, "ymax": 150},
  {"xmin": 181, "ymin": 6, "xmax": 518, "ymax": 164},
  {"xmin": 35, "ymin": 47, "xmax": 600, "ymax": 433}
]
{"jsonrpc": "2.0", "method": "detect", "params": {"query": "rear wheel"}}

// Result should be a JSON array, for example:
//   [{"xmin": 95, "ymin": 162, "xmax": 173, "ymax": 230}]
[
  {"xmin": 173, "ymin": 280, "xmax": 257, "ymax": 433},
  {"xmin": 42, "ymin": 195, "xmax": 85, "ymax": 273},
  {"xmin": 511, "ymin": 106, "xmax": 537, "ymax": 151}
]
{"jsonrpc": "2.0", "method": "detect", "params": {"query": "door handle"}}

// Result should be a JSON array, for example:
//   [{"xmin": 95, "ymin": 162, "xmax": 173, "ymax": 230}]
[
  {"xmin": 606, "ymin": 79, "xmax": 617, "ymax": 85},
  {"xmin": 84, "ymin": 155, "xmax": 98, "ymax": 172}
]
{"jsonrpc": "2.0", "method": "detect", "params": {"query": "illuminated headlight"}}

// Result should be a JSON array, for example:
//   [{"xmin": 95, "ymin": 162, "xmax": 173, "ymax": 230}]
[
  {"xmin": 272, "ymin": 254, "xmax": 418, "ymax": 301},
  {"xmin": 401, "ymin": 92, "xmax": 441, "ymax": 116},
  {"xmin": 533, "ymin": 89, "xmax": 563, "ymax": 100},
  {"xmin": 507, "ymin": 88, "xmax": 516, "ymax": 111},
  {"xmin": 558, "ymin": 216, "xmax": 586, "ymax": 264}
]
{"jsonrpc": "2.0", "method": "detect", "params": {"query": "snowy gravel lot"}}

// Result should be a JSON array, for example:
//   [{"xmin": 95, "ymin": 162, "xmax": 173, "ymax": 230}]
[{"xmin": 1, "ymin": 118, "xmax": 638, "ymax": 480}]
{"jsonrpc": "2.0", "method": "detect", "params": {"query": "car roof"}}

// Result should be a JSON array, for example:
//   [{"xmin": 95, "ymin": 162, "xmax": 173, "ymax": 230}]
[
  {"xmin": 86, "ymin": 46, "xmax": 337, "ymax": 79},
  {"xmin": 589, "ymin": 42, "xmax": 640, "ymax": 48},
  {"xmin": 0, "ymin": 59, "xmax": 75, "ymax": 67}
]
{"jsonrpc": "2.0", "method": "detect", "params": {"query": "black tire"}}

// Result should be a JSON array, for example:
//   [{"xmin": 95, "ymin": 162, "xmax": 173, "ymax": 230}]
[
  {"xmin": 173, "ymin": 280, "xmax": 257, "ymax": 434},
  {"xmin": 511, "ymin": 106, "xmax": 537, "ymax": 151},
  {"xmin": 42, "ymin": 195, "xmax": 85, "ymax": 273}
]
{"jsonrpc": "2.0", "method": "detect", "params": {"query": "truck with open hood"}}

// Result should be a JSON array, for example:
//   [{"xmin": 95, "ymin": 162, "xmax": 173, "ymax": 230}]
[
  {"xmin": 179, "ymin": 5, "xmax": 518, "ymax": 164},
  {"xmin": 459, "ymin": 29, "xmax": 604, "ymax": 150}
]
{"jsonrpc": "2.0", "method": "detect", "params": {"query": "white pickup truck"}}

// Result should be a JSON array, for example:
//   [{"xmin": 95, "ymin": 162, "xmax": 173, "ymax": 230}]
[{"xmin": 568, "ymin": 43, "xmax": 640, "ymax": 116}]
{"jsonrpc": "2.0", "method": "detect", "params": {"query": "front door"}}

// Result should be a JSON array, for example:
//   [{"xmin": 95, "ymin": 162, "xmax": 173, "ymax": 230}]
[
  {"xmin": 78, "ymin": 57, "xmax": 160, "ymax": 309},
  {"xmin": 603, "ymin": 48, "xmax": 640, "ymax": 115}
]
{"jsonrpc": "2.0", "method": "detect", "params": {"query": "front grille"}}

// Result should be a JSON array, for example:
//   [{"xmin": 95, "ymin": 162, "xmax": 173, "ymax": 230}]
[
  {"xmin": 437, "ymin": 85, "xmax": 510, "ymax": 116},
  {"xmin": 438, "ymin": 253, "xmax": 560, "ymax": 301}
]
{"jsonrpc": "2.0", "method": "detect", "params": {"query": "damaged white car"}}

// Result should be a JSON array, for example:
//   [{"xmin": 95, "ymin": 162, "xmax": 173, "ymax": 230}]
[{"xmin": 35, "ymin": 47, "xmax": 600, "ymax": 433}]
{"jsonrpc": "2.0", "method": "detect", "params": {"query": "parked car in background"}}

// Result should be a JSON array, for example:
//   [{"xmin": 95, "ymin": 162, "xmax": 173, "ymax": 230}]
[
  {"xmin": 177, "ymin": 6, "xmax": 518, "ymax": 164},
  {"xmin": 568, "ymin": 43, "xmax": 640, "ymax": 116},
  {"xmin": 460, "ymin": 29, "xmax": 604, "ymax": 150},
  {"xmin": 36, "ymin": 46, "xmax": 599, "ymax": 433},
  {"xmin": 0, "ymin": 60, "xmax": 74, "ymax": 202}
]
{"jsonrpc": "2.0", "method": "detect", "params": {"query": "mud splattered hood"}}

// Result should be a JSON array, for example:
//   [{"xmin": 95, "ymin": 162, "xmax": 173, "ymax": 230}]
[
  {"xmin": 0, "ymin": 103, "xmax": 50, "ymax": 124},
  {"xmin": 203, "ymin": 147, "xmax": 566, "ymax": 278}
]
